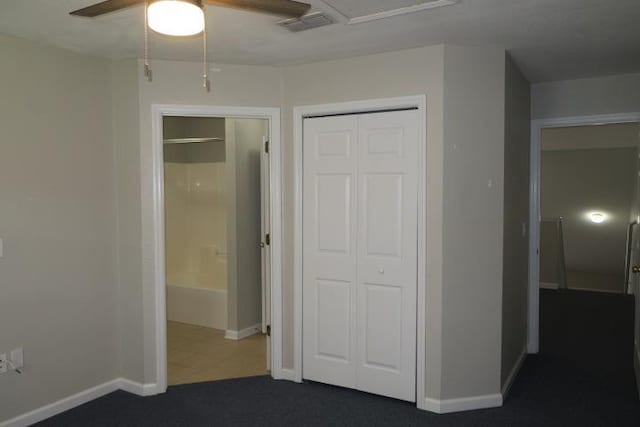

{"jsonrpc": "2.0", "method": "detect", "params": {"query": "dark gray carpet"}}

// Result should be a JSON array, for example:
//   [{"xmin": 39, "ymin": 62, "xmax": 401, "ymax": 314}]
[{"xmin": 38, "ymin": 289, "xmax": 639, "ymax": 426}]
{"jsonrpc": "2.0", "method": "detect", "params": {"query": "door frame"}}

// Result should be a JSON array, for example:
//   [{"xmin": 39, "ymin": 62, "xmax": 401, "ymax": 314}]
[
  {"xmin": 293, "ymin": 95, "xmax": 427, "ymax": 406},
  {"xmin": 149, "ymin": 104, "xmax": 284, "ymax": 392},
  {"xmin": 528, "ymin": 111, "xmax": 640, "ymax": 354}
]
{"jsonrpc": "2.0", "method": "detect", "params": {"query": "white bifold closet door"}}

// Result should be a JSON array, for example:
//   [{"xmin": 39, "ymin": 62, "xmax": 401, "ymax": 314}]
[{"xmin": 302, "ymin": 109, "xmax": 419, "ymax": 402}]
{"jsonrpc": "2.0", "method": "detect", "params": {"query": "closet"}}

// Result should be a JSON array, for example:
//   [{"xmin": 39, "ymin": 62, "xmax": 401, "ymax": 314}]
[{"xmin": 302, "ymin": 109, "xmax": 419, "ymax": 402}]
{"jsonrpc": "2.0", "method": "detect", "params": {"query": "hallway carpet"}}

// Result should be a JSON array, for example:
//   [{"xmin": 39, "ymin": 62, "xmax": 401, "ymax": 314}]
[{"xmin": 38, "ymin": 289, "xmax": 639, "ymax": 426}]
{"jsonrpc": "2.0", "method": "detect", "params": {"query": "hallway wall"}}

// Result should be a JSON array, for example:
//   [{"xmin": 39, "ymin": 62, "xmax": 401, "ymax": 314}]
[{"xmin": 501, "ymin": 55, "xmax": 531, "ymax": 390}]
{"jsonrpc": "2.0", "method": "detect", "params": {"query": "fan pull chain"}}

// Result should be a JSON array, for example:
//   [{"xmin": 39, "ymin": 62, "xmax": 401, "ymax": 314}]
[
  {"xmin": 203, "ymin": 17, "xmax": 210, "ymax": 92},
  {"xmin": 143, "ymin": 0, "xmax": 152, "ymax": 82}
]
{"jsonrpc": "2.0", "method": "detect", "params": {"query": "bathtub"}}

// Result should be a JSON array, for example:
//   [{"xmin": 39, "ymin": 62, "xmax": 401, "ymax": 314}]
[{"xmin": 166, "ymin": 282, "xmax": 227, "ymax": 330}]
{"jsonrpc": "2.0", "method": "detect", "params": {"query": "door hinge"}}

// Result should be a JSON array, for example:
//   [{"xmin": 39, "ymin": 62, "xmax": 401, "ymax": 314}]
[
  {"xmin": 265, "ymin": 233, "xmax": 270, "ymax": 246},
  {"xmin": 265, "ymin": 140, "xmax": 270, "ymax": 154},
  {"xmin": 266, "ymin": 325, "xmax": 271, "ymax": 336}
]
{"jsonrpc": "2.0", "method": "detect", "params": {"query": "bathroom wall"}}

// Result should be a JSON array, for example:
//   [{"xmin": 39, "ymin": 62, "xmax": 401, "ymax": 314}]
[{"xmin": 163, "ymin": 118, "xmax": 227, "ymax": 290}]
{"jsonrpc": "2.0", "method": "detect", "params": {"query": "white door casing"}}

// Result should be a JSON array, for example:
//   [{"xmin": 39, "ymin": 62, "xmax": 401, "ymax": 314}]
[{"xmin": 302, "ymin": 109, "xmax": 419, "ymax": 402}]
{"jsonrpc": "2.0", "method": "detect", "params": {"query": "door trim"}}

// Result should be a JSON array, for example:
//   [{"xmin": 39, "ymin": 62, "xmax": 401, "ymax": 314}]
[
  {"xmin": 148, "ymin": 104, "xmax": 283, "ymax": 392},
  {"xmin": 293, "ymin": 95, "xmax": 427, "ymax": 407},
  {"xmin": 528, "ymin": 112, "xmax": 640, "ymax": 354}
]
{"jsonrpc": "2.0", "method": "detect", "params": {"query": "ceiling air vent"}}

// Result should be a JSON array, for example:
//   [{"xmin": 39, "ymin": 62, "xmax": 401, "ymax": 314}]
[{"xmin": 278, "ymin": 12, "xmax": 335, "ymax": 32}]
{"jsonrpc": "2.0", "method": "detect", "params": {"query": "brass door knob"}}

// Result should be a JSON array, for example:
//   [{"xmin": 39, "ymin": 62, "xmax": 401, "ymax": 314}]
[{"xmin": 632, "ymin": 266, "xmax": 640, "ymax": 274}]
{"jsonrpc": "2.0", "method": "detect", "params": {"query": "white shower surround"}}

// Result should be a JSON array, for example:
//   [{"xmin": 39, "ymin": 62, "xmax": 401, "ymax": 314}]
[{"xmin": 166, "ymin": 284, "xmax": 227, "ymax": 329}]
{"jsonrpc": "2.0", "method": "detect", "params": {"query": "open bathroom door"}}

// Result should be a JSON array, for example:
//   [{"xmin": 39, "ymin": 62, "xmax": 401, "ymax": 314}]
[{"xmin": 260, "ymin": 133, "xmax": 272, "ymax": 371}]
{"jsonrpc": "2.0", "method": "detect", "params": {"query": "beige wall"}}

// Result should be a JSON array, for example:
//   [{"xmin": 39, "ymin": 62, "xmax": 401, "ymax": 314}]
[
  {"xmin": 135, "ymin": 59, "xmax": 281, "ymax": 382},
  {"xmin": 110, "ymin": 59, "xmax": 144, "ymax": 383},
  {"xmin": 440, "ymin": 45, "xmax": 506, "ymax": 399},
  {"xmin": 532, "ymin": 72, "xmax": 640, "ymax": 119},
  {"xmin": 124, "ymin": 45, "xmax": 508, "ymax": 402},
  {"xmin": 0, "ymin": 35, "xmax": 118, "ymax": 421},
  {"xmin": 501, "ymin": 56, "xmax": 531, "ymax": 389},
  {"xmin": 540, "ymin": 147, "xmax": 636, "ymax": 280},
  {"xmin": 1, "ymin": 35, "xmax": 513, "ymax": 420},
  {"xmin": 283, "ymin": 44, "xmax": 508, "ymax": 401},
  {"xmin": 282, "ymin": 45, "xmax": 447, "ymax": 398}
]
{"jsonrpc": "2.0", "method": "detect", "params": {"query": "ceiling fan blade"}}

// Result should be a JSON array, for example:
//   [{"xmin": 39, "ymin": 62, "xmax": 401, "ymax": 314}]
[
  {"xmin": 204, "ymin": 0, "xmax": 311, "ymax": 17},
  {"xmin": 70, "ymin": 0, "xmax": 146, "ymax": 17}
]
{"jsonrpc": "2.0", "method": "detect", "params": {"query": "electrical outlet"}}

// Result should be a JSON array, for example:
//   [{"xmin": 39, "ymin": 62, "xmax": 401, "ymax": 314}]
[{"xmin": 0, "ymin": 353, "xmax": 7, "ymax": 374}]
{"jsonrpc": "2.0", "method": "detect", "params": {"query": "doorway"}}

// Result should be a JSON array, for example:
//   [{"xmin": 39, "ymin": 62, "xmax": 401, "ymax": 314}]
[
  {"xmin": 293, "ymin": 96, "xmax": 427, "ymax": 406},
  {"xmin": 149, "ymin": 105, "xmax": 283, "ymax": 393},
  {"xmin": 163, "ymin": 116, "xmax": 269, "ymax": 385},
  {"xmin": 528, "ymin": 113, "xmax": 640, "ymax": 352},
  {"xmin": 529, "ymin": 114, "xmax": 640, "ymax": 401}
]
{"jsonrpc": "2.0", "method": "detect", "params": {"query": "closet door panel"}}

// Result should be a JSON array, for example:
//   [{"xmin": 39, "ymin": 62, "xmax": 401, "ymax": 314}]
[
  {"xmin": 302, "ymin": 115, "xmax": 358, "ymax": 388},
  {"xmin": 356, "ymin": 110, "xmax": 419, "ymax": 402}
]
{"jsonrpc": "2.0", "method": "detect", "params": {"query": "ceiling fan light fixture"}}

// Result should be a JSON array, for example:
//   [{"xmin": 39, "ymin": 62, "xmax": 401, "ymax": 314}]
[{"xmin": 148, "ymin": 0, "xmax": 204, "ymax": 37}]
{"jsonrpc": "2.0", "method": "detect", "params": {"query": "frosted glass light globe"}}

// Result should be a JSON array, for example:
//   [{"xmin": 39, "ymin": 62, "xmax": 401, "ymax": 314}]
[{"xmin": 148, "ymin": 0, "xmax": 204, "ymax": 37}]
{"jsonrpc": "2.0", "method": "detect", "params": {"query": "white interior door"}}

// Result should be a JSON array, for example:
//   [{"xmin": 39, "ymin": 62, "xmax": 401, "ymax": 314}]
[
  {"xmin": 303, "ymin": 115, "xmax": 358, "ymax": 388},
  {"xmin": 355, "ymin": 110, "xmax": 418, "ymax": 401},
  {"xmin": 302, "ymin": 110, "xmax": 418, "ymax": 402}
]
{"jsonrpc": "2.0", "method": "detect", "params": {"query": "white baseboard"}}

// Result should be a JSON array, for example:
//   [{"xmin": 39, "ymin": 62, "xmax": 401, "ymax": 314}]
[
  {"xmin": 422, "ymin": 393, "xmax": 503, "ymax": 414},
  {"xmin": 0, "ymin": 378, "xmax": 160, "ymax": 427},
  {"xmin": 539, "ymin": 282, "xmax": 559, "ymax": 290},
  {"xmin": 225, "ymin": 323, "xmax": 262, "ymax": 340},
  {"xmin": 118, "ymin": 379, "xmax": 161, "ymax": 396},
  {"xmin": 275, "ymin": 368, "xmax": 299, "ymax": 382},
  {"xmin": 501, "ymin": 348, "xmax": 527, "ymax": 397},
  {"xmin": 0, "ymin": 379, "xmax": 120, "ymax": 427},
  {"xmin": 567, "ymin": 287, "xmax": 620, "ymax": 294}
]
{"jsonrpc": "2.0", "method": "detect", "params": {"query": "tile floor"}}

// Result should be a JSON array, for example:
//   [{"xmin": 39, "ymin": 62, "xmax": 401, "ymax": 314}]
[{"xmin": 167, "ymin": 321, "xmax": 268, "ymax": 386}]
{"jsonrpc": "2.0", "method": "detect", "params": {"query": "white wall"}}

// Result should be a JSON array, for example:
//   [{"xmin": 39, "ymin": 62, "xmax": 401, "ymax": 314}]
[
  {"xmin": 0, "ymin": 35, "xmax": 118, "ymax": 422},
  {"xmin": 501, "ymin": 56, "xmax": 531, "ymax": 389},
  {"xmin": 532, "ymin": 73, "xmax": 640, "ymax": 119}
]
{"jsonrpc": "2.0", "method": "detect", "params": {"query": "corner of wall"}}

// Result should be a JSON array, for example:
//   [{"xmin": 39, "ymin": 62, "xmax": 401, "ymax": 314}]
[
  {"xmin": 109, "ymin": 58, "xmax": 145, "ymax": 383},
  {"xmin": 440, "ymin": 43, "xmax": 507, "ymax": 403}
]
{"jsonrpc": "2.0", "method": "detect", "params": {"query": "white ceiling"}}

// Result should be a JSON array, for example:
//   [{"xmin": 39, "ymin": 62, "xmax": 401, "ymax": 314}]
[{"xmin": 0, "ymin": 0, "xmax": 639, "ymax": 82}]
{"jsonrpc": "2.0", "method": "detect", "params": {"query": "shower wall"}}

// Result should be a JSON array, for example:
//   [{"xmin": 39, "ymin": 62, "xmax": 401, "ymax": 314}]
[
  {"xmin": 164, "ymin": 160, "xmax": 226, "ymax": 289},
  {"xmin": 164, "ymin": 117, "xmax": 228, "ymax": 329}
]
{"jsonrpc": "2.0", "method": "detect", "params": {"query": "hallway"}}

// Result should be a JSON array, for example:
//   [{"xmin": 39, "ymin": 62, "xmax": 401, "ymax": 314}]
[{"xmin": 509, "ymin": 289, "xmax": 639, "ymax": 425}]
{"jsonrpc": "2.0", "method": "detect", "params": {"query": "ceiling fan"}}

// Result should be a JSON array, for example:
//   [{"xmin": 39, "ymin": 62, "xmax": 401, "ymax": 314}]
[
  {"xmin": 69, "ymin": 0, "xmax": 311, "ymax": 89},
  {"xmin": 70, "ymin": 0, "xmax": 312, "ymax": 21}
]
